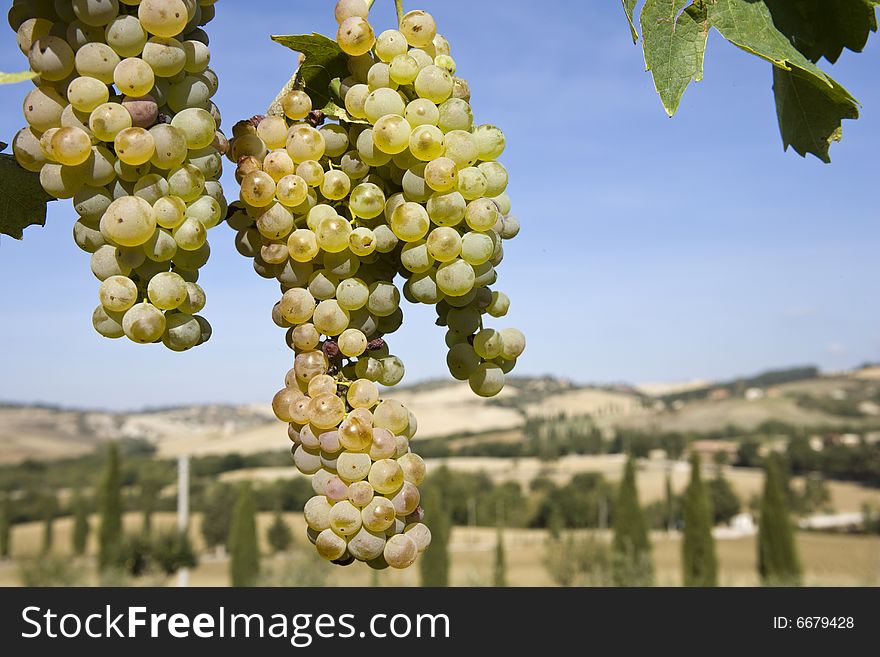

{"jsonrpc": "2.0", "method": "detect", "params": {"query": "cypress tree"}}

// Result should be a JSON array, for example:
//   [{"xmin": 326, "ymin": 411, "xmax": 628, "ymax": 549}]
[
  {"xmin": 229, "ymin": 482, "xmax": 260, "ymax": 586},
  {"xmin": 420, "ymin": 487, "xmax": 450, "ymax": 587},
  {"xmin": 41, "ymin": 495, "xmax": 56, "ymax": 555},
  {"xmin": 758, "ymin": 455, "xmax": 802, "ymax": 586},
  {"xmin": 612, "ymin": 455, "xmax": 654, "ymax": 586},
  {"xmin": 266, "ymin": 507, "xmax": 293, "ymax": 554},
  {"xmin": 98, "ymin": 442, "xmax": 123, "ymax": 570},
  {"xmin": 493, "ymin": 527, "xmax": 507, "ymax": 587},
  {"xmin": 664, "ymin": 471, "xmax": 675, "ymax": 531},
  {"xmin": 71, "ymin": 490, "xmax": 90, "ymax": 556},
  {"xmin": 682, "ymin": 453, "xmax": 717, "ymax": 586},
  {"xmin": 0, "ymin": 494, "xmax": 11, "ymax": 559},
  {"xmin": 140, "ymin": 476, "xmax": 161, "ymax": 537}
]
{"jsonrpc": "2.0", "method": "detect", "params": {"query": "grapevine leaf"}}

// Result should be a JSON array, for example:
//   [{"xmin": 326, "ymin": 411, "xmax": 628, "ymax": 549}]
[
  {"xmin": 773, "ymin": 67, "xmax": 859, "ymax": 163},
  {"xmin": 271, "ymin": 32, "xmax": 350, "ymax": 110},
  {"xmin": 0, "ymin": 70, "xmax": 37, "ymax": 85},
  {"xmin": 763, "ymin": 0, "xmax": 878, "ymax": 64},
  {"xmin": 706, "ymin": 0, "xmax": 859, "ymax": 161},
  {"xmin": 622, "ymin": 0, "xmax": 640, "ymax": 42},
  {"xmin": 640, "ymin": 0, "xmax": 709, "ymax": 116},
  {"xmin": 0, "ymin": 154, "xmax": 53, "ymax": 239}
]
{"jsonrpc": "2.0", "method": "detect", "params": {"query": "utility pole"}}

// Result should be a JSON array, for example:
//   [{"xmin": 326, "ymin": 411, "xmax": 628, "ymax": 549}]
[{"xmin": 177, "ymin": 454, "xmax": 190, "ymax": 588}]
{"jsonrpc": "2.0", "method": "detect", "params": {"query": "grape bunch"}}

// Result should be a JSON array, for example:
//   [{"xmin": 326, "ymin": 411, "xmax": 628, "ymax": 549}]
[
  {"xmin": 9, "ymin": 0, "xmax": 226, "ymax": 351},
  {"xmin": 225, "ymin": 0, "xmax": 523, "ymax": 567}
]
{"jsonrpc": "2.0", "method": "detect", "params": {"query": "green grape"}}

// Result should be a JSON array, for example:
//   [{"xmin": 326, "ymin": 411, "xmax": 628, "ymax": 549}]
[
  {"xmin": 50, "ymin": 127, "xmax": 92, "ymax": 167},
  {"xmin": 296, "ymin": 160, "xmax": 324, "ymax": 188},
  {"xmin": 404, "ymin": 522, "xmax": 432, "ymax": 552},
  {"xmin": 100, "ymin": 195, "xmax": 156, "ymax": 247},
  {"xmin": 172, "ymin": 216, "xmax": 207, "ymax": 250},
  {"xmin": 457, "ymin": 167, "xmax": 488, "ymax": 200},
  {"xmin": 67, "ymin": 21, "xmax": 105, "ymax": 51},
  {"xmin": 500, "ymin": 328, "xmax": 526, "ymax": 359},
  {"xmin": 142, "ymin": 36, "xmax": 186, "ymax": 76},
  {"xmin": 276, "ymin": 174, "xmax": 309, "ymax": 207},
  {"xmin": 89, "ymin": 102, "xmax": 132, "ymax": 142},
  {"xmin": 320, "ymin": 170, "xmax": 351, "ymax": 201},
  {"xmin": 75, "ymin": 42, "xmax": 121, "ymax": 83},
  {"xmin": 349, "ymin": 183, "xmax": 385, "ymax": 219},
  {"xmin": 148, "ymin": 124, "xmax": 188, "ymax": 170},
  {"xmin": 434, "ymin": 54, "xmax": 456, "ymax": 75},
  {"xmin": 91, "ymin": 245, "xmax": 131, "ymax": 280},
  {"xmin": 113, "ymin": 57, "xmax": 156, "ymax": 97},
  {"xmin": 286, "ymin": 124, "xmax": 326, "ymax": 163},
  {"xmin": 424, "ymin": 157, "xmax": 457, "ymax": 193},
  {"xmin": 335, "ymin": 0, "xmax": 368, "ymax": 23},
  {"xmin": 447, "ymin": 306, "xmax": 481, "ymax": 333},
  {"xmin": 305, "ymin": 496, "xmax": 333, "ymax": 533},
  {"xmin": 472, "ymin": 124, "xmax": 506, "ymax": 161},
  {"xmin": 390, "ymin": 202, "xmax": 430, "ymax": 242},
  {"xmin": 39, "ymin": 163, "xmax": 85, "ymax": 200},
  {"xmin": 153, "ymin": 195, "xmax": 186, "ymax": 229},
  {"xmin": 390, "ymin": 481, "xmax": 420, "ymax": 516},
  {"xmin": 315, "ymin": 528, "xmax": 347, "ymax": 561},
  {"xmin": 239, "ymin": 170, "xmax": 275, "ymax": 207},
  {"xmin": 255, "ymin": 116, "xmax": 287, "ymax": 151},
  {"xmin": 375, "ymin": 29, "xmax": 408, "ymax": 62},
  {"xmin": 82, "ymin": 146, "xmax": 117, "ymax": 187},
  {"xmin": 282, "ymin": 89, "xmax": 312, "ymax": 120},
  {"xmin": 400, "ymin": 239, "xmax": 433, "ymax": 274},
  {"xmin": 367, "ymin": 281, "xmax": 400, "ymax": 317},
  {"xmin": 16, "ymin": 17, "xmax": 52, "ymax": 55},
  {"xmin": 400, "ymin": 9, "xmax": 436, "ymax": 47},
  {"xmin": 384, "ymin": 533, "xmax": 418, "ymax": 569},
  {"xmin": 373, "ymin": 399, "xmax": 408, "ymax": 434},
  {"xmin": 337, "ymin": 16, "xmax": 375, "ymax": 57},
  {"xmin": 401, "ymin": 167, "xmax": 431, "ymax": 203},
  {"xmin": 464, "ymin": 198, "xmax": 499, "ymax": 231},
  {"xmin": 182, "ymin": 38, "xmax": 210, "ymax": 73},
  {"xmin": 343, "ymin": 83, "xmax": 370, "ymax": 119},
  {"xmin": 293, "ymin": 444, "xmax": 323, "ymax": 475},
  {"xmin": 408, "ymin": 47, "xmax": 434, "ymax": 70},
  {"xmin": 186, "ymin": 195, "xmax": 222, "ymax": 228},
  {"xmin": 367, "ymin": 459, "xmax": 404, "ymax": 496},
  {"xmin": 354, "ymin": 356, "xmax": 383, "ymax": 381},
  {"xmin": 138, "ymin": 0, "xmax": 189, "ymax": 38},
  {"xmin": 72, "ymin": 0, "xmax": 120, "ymax": 27},
  {"xmin": 405, "ymin": 269, "xmax": 442, "ymax": 304},
  {"xmin": 492, "ymin": 192, "xmax": 511, "ymax": 215},
  {"xmin": 307, "ymin": 374, "xmax": 337, "ymax": 398},
  {"xmin": 73, "ymin": 217, "xmax": 107, "ymax": 252},
  {"xmin": 162, "ymin": 313, "xmax": 201, "ymax": 351},
  {"xmin": 92, "ymin": 305, "xmax": 125, "ymax": 339},
  {"xmin": 362, "ymin": 497, "xmax": 396, "ymax": 533},
  {"xmin": 309, "ymin": 269, "xmax": 340, "ymax": 301},
  {"xmin": 436, "ymin": 259, "xmax": 475, "ymax": 297},
  {"xmin": 427, "ymin": 227, "xmax": 462, "ymax": 263},
  {"xmin": 379, "ymin": 356, "xmax": 405, "ymax": 386},
  {"xmin": 66, "ymin": 77, "xmax": 110, "ymax": 115},
  {"xmin": 405, "ymin": 98, "xmax": 440, "ymax": 127},
  {"xmin": 487, "ymin": 290, "xmax": 509, "ymax": 318},
  {"xmin": 122, "ymin": 302, "xmax": 166, "ymax": 344},
  {"xmin": 306, "ymin": 204, "xmax": 337, "ymax": 231},
  {"xmin": 367, "ymin": 62, "xmax": 397, "ymax": 90},
  {"xmin": 313, "ymin": 299, "xmax": 349, "ymax": 336},
  {"xmin": 170, "ymin": 107, "xmax": 216, "ymax": 149},
  {"xmin": 347, "ymin": 378, "xmax": 379, "ymax": 409},
  {"xmin": 73, "ymin": 186, "xmax": 113, "ymax": 219},
  {"xmin": 337, "ymin": 452, "xmax": 372, "ymax": 484},
  {"xmin": 12, "ymin": 127, "xmax": 46, "ymax": 173},
  {"xmin": 479, "ymin": 161, "xmax": 509, "ymax": 197},
  {"xmin": 397, "ymin": 452, "xmax": 427, "ymax": 486},
  {"xmin": 426, "ymin": 191, "xmax": 466, "ymax": 227},
  {"xmin": 473, "ymin": 328, "xmax": 502, "ymax": 359},
  {"xmin": 98, "ymin": 275, "xmax": 138, "ymax": 313},
  {"xmin": 389, "ymin": 53, "xmax": 419, "ymax": 85},
  {"xmin": 114, "ymin": 127, "xmax": 155, "ymax": 166},
  {"xmin": 309, "ymin": 393, "xmax": 346, "ymax": 430},
  {"xmin": 147, "ymin": 271, "xmax": 186, "ymax": 310},
  {"xmin": 167, "ymin": 75, "xmax": 213, "ymax": 113},
  {"xmin": 363, "ymin": 87, "xmax": 405, "ymax": 124},
  {"xmin": 133, "ymin": 174, "xmax": 168, "ymax": 205},
  {"xmin": 319, "ymin": 124, "xmax": 349, "ymax": 158},
  {"xmin": 355, "ymin": 128, "xmax": 392, "ymax": 167},
  {"xmin": 501, "ymin": 215, "xmax": 520, "ymax": 240},
  {"xmin": 460, "ymin": 231, "xmax": 493, "ymax": 265},
  {"xmin": 414, "ymin": 65, "xmax": 452, "ymax": 104},
  {"xmin": 280, "ymin": 288, "xmax": 316, "ymax": 324},
  {"xmin": 469, "ymin": 362, "xmax": 505, "ymax": 397},
  {"xmin": 316, "ymin": 216, "xmax": 352, "ymax": 253},
  {"xmin": 443, "ymin": 130, "xmax": 479, "ymax": 167},
  {"xmin": 335, "ymin": 277, "xmax": 368, "ymax": 311},
  {"xmin": 372, "ymin": 114, "xmax": 411, "ymax": 155},
  {"xmin": 105, "ymin": 14, "xmax": 147, "ymax": 57},
  {"xmin": 438, "ymin": 98, "xmax": 473, "ymax": 133},
  {"xmin": 409, "ymin": 124, "xmax": 444, "ymax": 162},
  {"xmin": 287, "ymin": 228, "xmax": 319, "ymax": 263},
  {"xmin": 143, "ymin": 228, "xmax": 177, "ymax": 262}
]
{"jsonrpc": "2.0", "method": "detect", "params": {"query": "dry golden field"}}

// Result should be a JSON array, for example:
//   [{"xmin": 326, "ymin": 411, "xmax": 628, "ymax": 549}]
[{"xmin": 1, "ymin": 512, "xmax": 877, "ymax": 587}]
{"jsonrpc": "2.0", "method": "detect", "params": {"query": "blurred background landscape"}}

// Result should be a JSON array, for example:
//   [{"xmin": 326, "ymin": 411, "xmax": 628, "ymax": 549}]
[{"xmin": 1, "ymin": 363, "xmax": 878, "ymax": 586}]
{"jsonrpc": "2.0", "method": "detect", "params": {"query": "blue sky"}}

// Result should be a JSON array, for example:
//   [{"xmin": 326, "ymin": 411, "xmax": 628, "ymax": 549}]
[{"xmin": 0, "ymin": 1, "xmax": 878, "ymax": 409}]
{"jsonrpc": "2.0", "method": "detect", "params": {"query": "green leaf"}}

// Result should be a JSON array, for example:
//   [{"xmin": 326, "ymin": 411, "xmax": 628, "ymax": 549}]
[
  {"xmin": 0, "ymin": 70, "xmax": 37, "ymax": 85},
  {"xmin": 640, "ymin": 0, "xmax": 709, "ymax": 116},
  {"xmin": 0, "ymin": 154, "xmax": 53, "ymax": 240},
  {"xmin": 707, "ymin": 0, "xmax": 859, "ymax": 161},
  {"xmin": 763, "ymin": 0, "xmax": 878, "ymax": 64},
  {"xmin": 271, "ymin": 32, "xmax": 350, "ymax": 109},
  {"xmin": 622, "ymin": 0, "xmax": 640, "ymax": 42},
  {"xmin": 773, "ymin": 67, "xmax": 859, "ymax": 163}
]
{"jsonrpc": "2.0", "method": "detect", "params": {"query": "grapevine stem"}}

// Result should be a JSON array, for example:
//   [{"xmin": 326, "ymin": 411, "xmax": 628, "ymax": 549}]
[
  {"xmin": 394, "ymin": 0, "xmax": 405, "ymax": 26},
  {"xmin": 366, "ymin": 0, "xmax": 377, "ymax": 9}
]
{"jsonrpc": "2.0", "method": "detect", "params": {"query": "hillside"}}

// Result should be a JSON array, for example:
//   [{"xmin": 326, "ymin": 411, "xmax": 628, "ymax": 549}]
[{"xmin": 0, "ymin": 366, "xmax": 878, "ymax": 464}]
